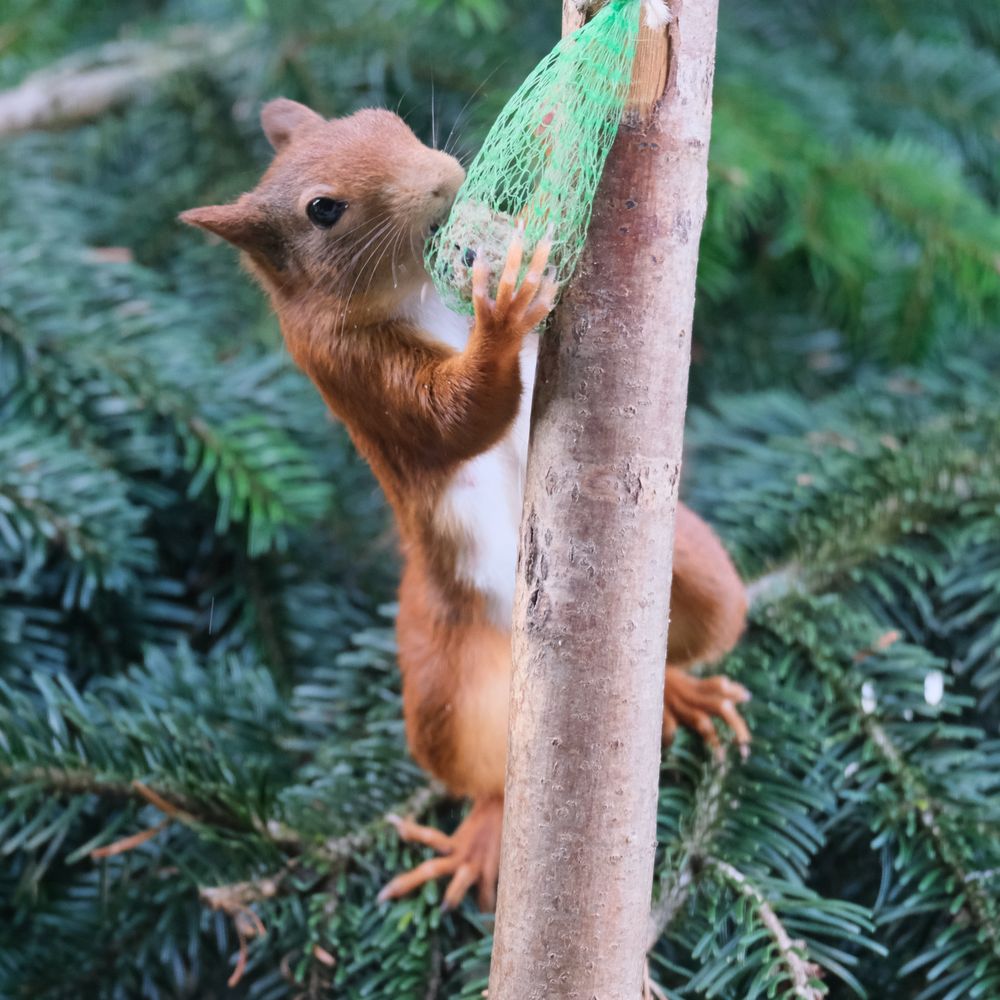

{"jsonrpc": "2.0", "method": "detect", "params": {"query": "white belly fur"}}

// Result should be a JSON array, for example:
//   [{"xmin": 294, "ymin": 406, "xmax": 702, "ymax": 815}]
[{"xmin": 406, "ymin": 284, "xmax": 535, "ymax": 629}]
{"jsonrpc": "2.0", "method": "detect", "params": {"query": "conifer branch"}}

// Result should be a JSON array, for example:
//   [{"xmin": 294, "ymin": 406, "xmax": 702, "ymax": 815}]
[
  {"xmin": 422, "ymin": 937, "xmax": 443, "ymax": 1000},
  {"xmin": 262, "ymin": 781, "xmax": 446, "ymax": 861},
  {"xmin": 196, "ymin": 781, "xmax": 448, "ymax": 972},
  {"xmin": 243, "ymin": 556, "xmax": 293, "ymax": 680},
  {"xmin": 710, "ymin": 858, "xmax": 825, "ymax": 1000},
  {"xmin": 0, "ymin": 764, "xmax": 447, "ymax": 864},
  {"xmin": 860, "ymin": 714, "xmax": 1000, "ymax": 962},
  {"xmin": 0, "ymin": 765, "xmax": 250, "ymax": 832},
  {"xmin": 647, "ymin": 757, "xmax": 731, "ymax": 949}
]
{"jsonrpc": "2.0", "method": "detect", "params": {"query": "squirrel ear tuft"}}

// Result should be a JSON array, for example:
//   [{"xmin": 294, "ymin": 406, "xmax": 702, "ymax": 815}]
[{"xmin": 261, "ymin": 98, "xmax": 324, "ymax": 151}]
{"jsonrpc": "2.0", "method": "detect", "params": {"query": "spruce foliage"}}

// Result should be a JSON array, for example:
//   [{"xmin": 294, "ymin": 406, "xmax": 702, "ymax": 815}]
[{"xmin": 1, "ymin": 0, "xmax": 998, "ymax": 997}]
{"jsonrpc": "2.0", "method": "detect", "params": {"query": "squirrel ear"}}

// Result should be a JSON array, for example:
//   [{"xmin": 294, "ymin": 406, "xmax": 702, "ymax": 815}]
[
  {"xmin": 179, "ymin": 200, "xmax": 285, "ymax": 269},
  {"xmin": 261, "ymin": 98, "xmax": 324, "ymax": 151},
  {"xmin": 179, "ymin": 202, "xmax": 254, "ymax": 245}
]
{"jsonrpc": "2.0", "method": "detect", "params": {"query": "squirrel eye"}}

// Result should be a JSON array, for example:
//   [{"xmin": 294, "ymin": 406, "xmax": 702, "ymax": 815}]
[{"xmin": 307, "ymin": 197, "xmax": 347, "ymax": 228}]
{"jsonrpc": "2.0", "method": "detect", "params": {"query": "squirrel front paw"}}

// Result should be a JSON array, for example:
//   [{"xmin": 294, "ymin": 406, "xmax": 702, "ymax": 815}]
[
  {"xmin": 472, "ymin": 224, "xmax": 558, "ymax": 341},
  {"xmin": 662, "ymin": 668, "xmax": 751, "ymax": 762}
]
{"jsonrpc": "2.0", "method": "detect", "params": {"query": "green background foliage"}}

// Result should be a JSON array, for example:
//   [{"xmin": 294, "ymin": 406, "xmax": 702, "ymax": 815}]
[{"xmin": 1, "ymin": 0, "xmax": 998, "ymax": 997}]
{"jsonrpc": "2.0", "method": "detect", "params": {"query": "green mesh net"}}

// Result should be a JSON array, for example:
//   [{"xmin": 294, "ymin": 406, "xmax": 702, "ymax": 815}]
[{"xmin": 425, "ymin": 0, "xmax": 642, "ymax": 314}]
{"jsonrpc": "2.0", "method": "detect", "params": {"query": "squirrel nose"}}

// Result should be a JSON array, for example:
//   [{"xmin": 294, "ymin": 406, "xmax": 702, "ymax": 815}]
[
  {"xmin": 429, "ymin": 156, "xmax": 465, "ymax": 202},
  {"xmin": 431, "ymin": 180, "xmax": 460, "ymax": 208}
]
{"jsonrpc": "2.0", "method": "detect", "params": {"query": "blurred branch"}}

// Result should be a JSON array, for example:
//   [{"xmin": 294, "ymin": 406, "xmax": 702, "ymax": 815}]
[
  {"xmin": 0, "ymin": 25, "xmax": 249, "ymax": 138},
  {"xmin": 0, "ymin": 764, "xmax": 249, "ymax": 831},
  {"xmin": 745, "ymin": 562, "xmax": 804, "ymax": 606}
]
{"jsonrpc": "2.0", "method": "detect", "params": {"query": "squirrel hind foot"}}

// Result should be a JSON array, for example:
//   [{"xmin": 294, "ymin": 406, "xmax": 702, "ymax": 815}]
[
  {"xmin": 378, "ymin": 796, "xmax": 503, "ymax": 912},
  {"xmin": 663, "ymin": 667, "xmax": 751, "ymax": 762}
]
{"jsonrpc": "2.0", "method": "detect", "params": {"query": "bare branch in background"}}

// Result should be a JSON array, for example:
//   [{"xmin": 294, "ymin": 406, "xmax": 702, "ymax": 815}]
[{"xmin": 0, "ymin": 26, "xmax": 249, "ymax": 138}]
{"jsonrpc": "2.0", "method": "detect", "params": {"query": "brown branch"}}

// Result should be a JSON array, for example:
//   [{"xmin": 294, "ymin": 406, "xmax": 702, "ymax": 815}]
[
  {"xmin": 131, "ymin": 779, "xmax": 197, "ymax": 821},
  {"xmin": 201, "ymin": 873, "xmax": 286, "ymax": 914},
  {"xmin": 763, "ymin": 592, "xmax": 1000, "ymax": 967},
  {"xmin": 711, "ymin": 859, "xmax": 824, "ymax": 1000},
  {"xmin": 200, "ymin": 868, "xmax": 288, "ymax": 987},
  {"xmin": 0, "ymin": 25, "xmax": 249, "ymax": 138},
  {"xmin": 90, "ymin": 819, "xmax": 169, "ymax": 858}
]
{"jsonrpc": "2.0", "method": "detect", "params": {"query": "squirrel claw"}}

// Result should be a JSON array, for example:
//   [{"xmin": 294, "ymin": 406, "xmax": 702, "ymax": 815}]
[
  {"xmin": 475, "ymin": 228, "xmax": 557, "ymax": 337},
  {"xmin": 379, "ymin": 797, "xmax": 503, "ymax": 911},
  {"xmin": 663, "ymin": 667, "xmax": 752, "ymax": 760}
]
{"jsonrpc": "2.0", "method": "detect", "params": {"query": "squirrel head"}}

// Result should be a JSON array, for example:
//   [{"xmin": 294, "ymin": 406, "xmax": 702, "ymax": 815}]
[{"xmin": 180, "ymin": 99, "xmax": 465, "ymax": 306}]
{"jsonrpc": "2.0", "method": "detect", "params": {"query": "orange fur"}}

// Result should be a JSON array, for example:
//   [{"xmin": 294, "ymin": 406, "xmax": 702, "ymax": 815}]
[
  {"xmin": 182, "ymin": 99, "xmax": 748, "ymax": 907},
  {"xmin": 668, "ymin": 503, "xmax": 748, "ymax": 668}
]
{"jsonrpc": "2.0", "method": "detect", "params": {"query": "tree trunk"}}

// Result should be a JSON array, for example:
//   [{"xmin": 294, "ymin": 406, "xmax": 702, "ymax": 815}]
[{"xmin": 488, "ymin": 1, "xmax": 720, "ymax": 997}]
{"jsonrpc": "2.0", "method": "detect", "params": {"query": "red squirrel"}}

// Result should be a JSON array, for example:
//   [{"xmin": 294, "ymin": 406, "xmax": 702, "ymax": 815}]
[{"xmin": 182, "ymin": 99, "xmax": 749, "ymax": 911}]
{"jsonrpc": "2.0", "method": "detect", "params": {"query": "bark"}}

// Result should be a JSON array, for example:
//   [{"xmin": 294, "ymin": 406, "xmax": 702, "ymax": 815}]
[
  {"xmin": 0, "ymin": 26, "xmax": 248, "ymax": 139},
  {"xmin": 488, "ymin": 1, "xmax": 720, "ymax": 996}
]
